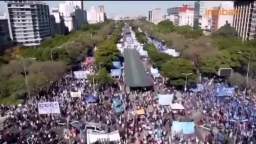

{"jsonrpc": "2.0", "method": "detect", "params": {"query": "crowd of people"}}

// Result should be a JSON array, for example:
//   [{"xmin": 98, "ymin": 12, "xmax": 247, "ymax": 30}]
[
  {"xmin": 0, "ymin": 24, "xmax": 255, "ymax": 144},
  {"xmin": 182, "ymin": 79, "xmax": 256, "ymax": 143}
]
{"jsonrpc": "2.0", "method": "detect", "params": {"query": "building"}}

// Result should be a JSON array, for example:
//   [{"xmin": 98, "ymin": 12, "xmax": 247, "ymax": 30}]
[
  {"xmin": 87, "ymin": 5, "xmax": 106, "ymax": 24},
  {"xmin": 148, "ymin": 10, "xmax": 152, "ymax": 21},
  {"xmin": 200, "ymin": 13, "xmax": 212, "ymax": 31},
  {"xmin": 7, "ymin": 1, "xmax": 51, "ymax": 47},
  {"xmin": 98, "ymin": 5, "xmax": 106, "ymax": 21},
  {"xmin": 194, "ymin": 1, "xmax": 200, "ymax": 28},
  {"xmin": 0, "ymin": 14, "xmax": 11, "ymax": 49},
  {"xmin": 178, "ymin": 5, "xmax": 194, "ymax": 27},
  {"xmin": 167, "ymin": 7, "xmax": 180, "ymax": 16},
  {"xmin": 59, "ymin": 1, "xmax": 86, "ymax": 32},
  {"xmin": 148, "ymin": 8, "xmax": 163, "ymax": 24},
  {"xmin": 199, "ymin": 1, "xmax": 211, "ymax": 31},
  {"xmin": 233, "ymin": 1, "xmax": 256, "ymax": 41},
  {"xmin": 206, "ymin": 2, "xmax": 234, "ymax": 32},
  {"xmin": 165, "ymin": 15, "xmax": 179, "ymax": 25},
  {"xmin": 166, "ymin": 7, "xmax": 179, "ymax": 25},
  {"xmin": 50, "ymin": 8, "xmax": 67, "ymax": 35}
]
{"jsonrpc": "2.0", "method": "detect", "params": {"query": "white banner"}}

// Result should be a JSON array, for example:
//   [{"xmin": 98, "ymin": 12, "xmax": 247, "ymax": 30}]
[
  {"xmin": 38, "ymin": 102, "xmax": 60, "ymax": 114},
  {"xmin": 87, "ymin": 130, "xmax": 121, "ymax": 144},
  {"xmin": 74, "ymin": 71, "xmax": 87, "ymax": 79},
  {"xmin": 70, "ymin": 91, "xmax": 82, "ymax": 98}
]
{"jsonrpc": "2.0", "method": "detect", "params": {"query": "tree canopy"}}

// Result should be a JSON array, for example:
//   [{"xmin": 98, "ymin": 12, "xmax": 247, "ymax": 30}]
[
  {"xmin": 0, "ymin": 21, "xmax": 117, "ymax": 104},
  {"xmin": 212, "ymin": 23, "xmax": 238, "ymax": 38},
  {"xmin": 161, "ymin": 58, "xmax": 197, "ymax": 88}
]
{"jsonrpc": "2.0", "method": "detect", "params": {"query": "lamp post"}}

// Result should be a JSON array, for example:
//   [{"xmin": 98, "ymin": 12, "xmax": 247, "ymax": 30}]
[
  {"xmin": 19, "ymin": 57, "xmax": 35, "ymax": 98},
  {"xmin": 182, "ymin": 73, "xmax": 192, "ymax": 92},
  {"xmin": 21, "ymin": 59, "xmax": 30, "ymax": 98}
]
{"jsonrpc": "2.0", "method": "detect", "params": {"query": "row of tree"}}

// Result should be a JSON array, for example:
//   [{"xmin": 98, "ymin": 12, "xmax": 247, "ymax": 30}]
[
  {"xmin": 132, "ymin": 20, "xmax": 256, "ymax": 91},
  {"xmin": 0, "ymin": 21, "xmax": 117, "ymax": 104},
  {"xmin": 92, "ymin": 21, "xmax": 124, "ymax": 89}
]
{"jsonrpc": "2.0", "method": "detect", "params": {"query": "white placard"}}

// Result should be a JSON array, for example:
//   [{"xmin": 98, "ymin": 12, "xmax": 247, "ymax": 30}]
[
  {"xmin": 38, "ymin": 102, "xmax": 60, "ymax": 114},
  {"xmin": 70, "ymin": 91, "xmax": 82, "ymax": 98},
  {"xmin": 87, "ymin": 130, "xmax": 121, "ymax": 144},
  {"xmin": 74, "ymin": 71, "xmax": 87, "ymax": 79}
]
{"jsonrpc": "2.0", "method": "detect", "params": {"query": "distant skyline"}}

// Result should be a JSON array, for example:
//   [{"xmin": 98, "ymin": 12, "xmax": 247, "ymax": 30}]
[{"xmin": 0, "ymin": 1, "xmax": 232, "ymax": 18}]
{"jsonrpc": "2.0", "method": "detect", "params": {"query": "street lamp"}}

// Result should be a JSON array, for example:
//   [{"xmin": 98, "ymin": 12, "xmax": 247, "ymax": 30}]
[
  {"xmin": 16, "ymin": 56, "xmax": 36, "ymax": 98},
  {"xmin": 21, "ymin": 59, "xmax": 30, "ymax": 98},
  {"xmin": 182, "ymin": 73, "xmax": 192, "ymax": 92}
]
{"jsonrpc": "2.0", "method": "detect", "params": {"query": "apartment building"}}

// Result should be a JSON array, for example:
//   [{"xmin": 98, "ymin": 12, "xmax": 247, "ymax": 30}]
[
  {"xmin": 166, "ymin": 7, "xmax": 179, "ymax": 25},
  {"xmin": 7, "ymin": 1, "xmax": 51, "ymax": 47},
  {"xmin": 87, "ymin": 5, "xmax": 106, "ymax": 24},
  {"xmin": 59, "ymin": 1, "xmax": 86, "ymax": 32},
  {"xmin": 233, "ymin": 1, "xmax": 256, "ymax": 40},
  {"xmin": 0, "ymin": 14, "xmax": 11, "ymax": 49},
  {"xmin": 148, "ymin": 8, "xmax": 163, "ymax": 24},
  {"xmin": 178, "ymin": 5, "xmax": 194, "ymax": 27}
]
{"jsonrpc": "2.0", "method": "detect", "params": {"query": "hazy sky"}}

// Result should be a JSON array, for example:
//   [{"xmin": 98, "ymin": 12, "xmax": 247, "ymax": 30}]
[{"xmin": 0, "ymin": 1, "xmax": 231, "ymax": 18}]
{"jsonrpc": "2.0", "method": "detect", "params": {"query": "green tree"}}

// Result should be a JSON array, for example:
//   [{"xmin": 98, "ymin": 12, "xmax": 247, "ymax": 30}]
[
  {"xmin": 212, "ymin": 23, "xmax": 238, "ymax": 38},
  {"xmin": 228, "ymin": 72, "xmax": 246, "ymax": 89},
  {"xmin": 161, "ymin": 58, "xmax": 196, "ymax": 87},
  {"xmin": 94, "ymin": 68, "xmax": 114, "ymax": 89},
  {"xmin": 146, "ymin": 44, "xmax": 171, "ymax": 69},
  {"xmin": 157, "ymin": 20, "xmax": 175, "ymax": 33}
]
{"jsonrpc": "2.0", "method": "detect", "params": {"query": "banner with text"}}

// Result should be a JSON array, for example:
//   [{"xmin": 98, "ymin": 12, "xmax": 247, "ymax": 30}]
[{"xmin": 38, "ymin": 102, "xmax": 61, "ymax": 114}]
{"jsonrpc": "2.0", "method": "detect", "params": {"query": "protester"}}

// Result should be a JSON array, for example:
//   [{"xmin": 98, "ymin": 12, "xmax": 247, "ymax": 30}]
[{"xmin": 0, "ymin": 24, "xmax": 255, "ymax": 144}]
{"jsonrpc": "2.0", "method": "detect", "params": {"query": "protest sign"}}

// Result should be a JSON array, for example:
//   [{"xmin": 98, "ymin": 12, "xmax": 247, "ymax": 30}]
[{"xmin": 38, "ymin": 102, "xmax": 60, "ymax": 114}]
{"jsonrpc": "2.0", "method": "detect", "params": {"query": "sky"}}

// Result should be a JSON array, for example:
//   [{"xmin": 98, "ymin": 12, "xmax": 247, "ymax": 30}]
[{"xmin": 0, "ymin": 1, "xmax": 231, "ymax": 18}]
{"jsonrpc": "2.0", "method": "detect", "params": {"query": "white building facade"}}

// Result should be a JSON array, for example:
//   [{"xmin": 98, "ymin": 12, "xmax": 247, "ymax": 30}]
[
  {"xmin": 87, "ymin": 5, "xmax": 105, "ymax": 24},
  {"xmin": 59, "ymin": 1, "xmax": 86, "ymax": 32},
  {"xmin": 233, "ymin": 1, "xmax": 256, "ymax": 40},
  {"xmin": 148, "ymin": 8, "xmax": 163, "ymax": 24},
  {"xmin": 7, "ymin": 1, "xmax": 51, "ymax": 47},
  {"xmin": 178, "ymin": 5, "xmax": 194, "ymax": 27}
]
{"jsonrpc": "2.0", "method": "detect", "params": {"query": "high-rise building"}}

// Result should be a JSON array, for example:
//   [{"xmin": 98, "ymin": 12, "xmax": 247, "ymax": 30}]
[
  {"xmin": 233, "ymin": 1, "xmax": 256, "ymax": 40},
  {"xmin": 59, "ymin": 1, "xmax": 86, "ymax": 32},
  {"xmin": 166, "ymin": 7, "xmax": 179, "ymax": 25},
  {"xmin": 148, "ymin": 10, "xmax": 152, "ymax": 21},
  {"xmin": 167, "ymin": 7, "xmax": 180, "ymax": 16},
  {"xmin": 0, "ymin": 14, "xmax": 11, "ymax": 49},
  {"xmin": 178, "ymin": 5, "xmax": 194, "ymax": 27},
  {"xmin": 148, "ymin": 8, "xmax": 163, "ymax": 24},
  {"xmin": 202, "ymin": 2, "xmax": 234, "ymax": 32},
  {"xmin": 194, "ymin": 1, "xmax": 200, "ymax": 28},
  {"xmin": 87, "ymin": 5, "xmax": 106, "ymax": 24},
  {"xmin": 50, "ymin": 8, "xmax": 67, "ymax": 35},
  {"xmin": 7, "ymin": 1, "xmax": 51, "ymax": 47},
  {"xmin": 198, "ymin": 1, "xmax": 211, "ymax": 30}
]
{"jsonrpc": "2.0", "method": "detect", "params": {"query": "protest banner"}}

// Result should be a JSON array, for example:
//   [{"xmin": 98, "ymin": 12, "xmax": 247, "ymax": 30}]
[
  {"xmin": 74, "ymin": 71, "xmax": 87, "ymax": 79},
  {"xmin": 70, "ymin": 91, "xmax": 82, "ymax": 98},
  {"xmin": 87, "ymin": 130, "xmax": 120, "ymax": 144},
  {"xmin": 38, "ymin": 102, "xmax": 60, "ymax": 114}
]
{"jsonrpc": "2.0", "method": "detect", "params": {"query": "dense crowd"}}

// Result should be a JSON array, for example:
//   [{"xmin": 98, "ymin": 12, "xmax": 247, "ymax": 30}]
[
  {"xmin": 182, "ymin": 79, "xmax": 256, "ymax": 144},
  {"xmin": 0, "ymin": 25, "xmax": 256, "ymax": 144}
]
